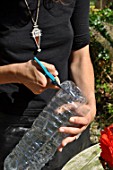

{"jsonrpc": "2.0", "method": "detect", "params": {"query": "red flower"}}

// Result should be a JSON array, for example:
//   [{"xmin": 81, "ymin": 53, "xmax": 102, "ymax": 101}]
[{"xmin": 99, "ymin": 124, "xmax": 113, "ymax": 167}]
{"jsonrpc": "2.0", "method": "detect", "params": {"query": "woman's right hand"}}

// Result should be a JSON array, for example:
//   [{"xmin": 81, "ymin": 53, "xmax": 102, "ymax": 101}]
[
  {"xmin": 0, "ymin": 60, "xmax": 60, "ymax": 94},
  {"xmin": 15, "ymin": 60, "xmax": 60, "ymax": 94}
]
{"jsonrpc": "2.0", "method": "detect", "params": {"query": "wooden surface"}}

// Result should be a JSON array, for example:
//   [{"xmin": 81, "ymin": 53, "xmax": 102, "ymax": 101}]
[{"xmin": 62, "ymin": 144, "xmax": 104, "ymax": 170}]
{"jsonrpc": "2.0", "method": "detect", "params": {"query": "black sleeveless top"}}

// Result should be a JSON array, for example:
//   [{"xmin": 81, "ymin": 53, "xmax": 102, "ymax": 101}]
[{"xmin": 0, "ymin": 0, "xmax": 90, "ymax": 116}]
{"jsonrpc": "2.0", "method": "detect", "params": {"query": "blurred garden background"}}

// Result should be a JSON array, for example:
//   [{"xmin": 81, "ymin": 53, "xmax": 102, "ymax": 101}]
[{"xmin": 89, "ymin": 0, "xmax": 113, "ymax": 144}]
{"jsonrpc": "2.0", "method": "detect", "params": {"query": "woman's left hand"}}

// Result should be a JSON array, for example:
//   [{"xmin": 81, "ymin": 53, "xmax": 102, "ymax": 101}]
[{"xmin": 58, "ymin": 104, "xmax": 95, "ymax": 152}]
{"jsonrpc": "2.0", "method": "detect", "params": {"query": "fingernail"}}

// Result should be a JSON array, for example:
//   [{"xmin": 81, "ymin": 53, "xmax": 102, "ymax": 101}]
[
  {"xmin": 63, "ymin": 142, "xmax": 67, "ymax": 147},
  {"xmin": 70, "ymin": 117, "xmax": 75, "ymax": 122},
  {"xmin": 59, "ymin": 128, "xmax": 65, "ymax": 132},
  {"xmin": 55, "ymin": 70, "xmax": 58, "ymax": 75},
  {"xmin": 59, "ymin": 148, "xmax": 63, "ymax": 152}
]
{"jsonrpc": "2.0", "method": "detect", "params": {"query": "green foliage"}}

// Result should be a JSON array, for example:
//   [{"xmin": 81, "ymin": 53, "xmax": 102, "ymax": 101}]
[
  {"xmin": 97, "ymin": 8, "xmax": 113, "ymax": 23},
  {"xmin": 89, "ymin": 7, "xmax": 113, "ymax": 125},
  {"xmin": 90, "ymin": 8, "xmax": 113, "ymax": 46}
]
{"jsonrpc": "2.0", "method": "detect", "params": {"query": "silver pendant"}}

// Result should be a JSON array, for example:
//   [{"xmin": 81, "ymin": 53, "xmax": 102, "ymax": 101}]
[{"xmin": 32, "ymin": 25, "xmax": 42, "ymax": 52}]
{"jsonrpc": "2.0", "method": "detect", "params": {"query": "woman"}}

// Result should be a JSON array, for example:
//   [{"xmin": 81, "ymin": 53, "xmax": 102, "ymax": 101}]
[{"xmin": 0, "ymin": 0, "xmax": 96, "ymax": 169}]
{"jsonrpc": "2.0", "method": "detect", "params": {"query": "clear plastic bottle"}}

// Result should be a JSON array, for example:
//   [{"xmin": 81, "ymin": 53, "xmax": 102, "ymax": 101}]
[{"xmin": 4, "ymin": 80, "xmax": 87, "ymax": 170}]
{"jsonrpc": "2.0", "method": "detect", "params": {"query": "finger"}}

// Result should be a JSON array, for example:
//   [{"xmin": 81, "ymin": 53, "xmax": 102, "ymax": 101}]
[
  {"xmin": 33, "ymin": 60, "xmax": 59, "ymax": 76},
  {"xmin": 59, "ymin": 125, "xmax": 87, "ymax": 135},
  {"xmin": 61, "ymin": 135, "xmax": 77, "ymax": 147},
  {"xmin": 59, "ymin": 126, "xmax": 80, "ymax": 135},
  {"xmin": 55, "ymin": 76, "xmax": 60, "ymax": 84},
  {"xmin": 35, "ymin": 70, "xmax": 48, "ymax": 87},
  {"xmin": 58, "ymin": 145, "xmax": 63, "ymax": 152},
  {"xmin": 46, "ymin": 76, "xmax": 61, "ymax": 89},
  {"xmin": 58, "ymin": 135, "xmax": 77, "ymax": 152},
  {"xmin": 42, "ymin": 62, "xmax": 59, "ymax": 76},
  {"xmin": 69, "ymin": 116, "xmax": 89, "ymax": 125}
]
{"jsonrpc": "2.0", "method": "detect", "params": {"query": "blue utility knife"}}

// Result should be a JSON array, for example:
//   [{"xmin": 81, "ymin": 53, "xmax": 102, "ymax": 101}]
[
  {"xmin": 34, "ymin": 56, "xmax": 74, "ymax": 97},
  {"xmin": 34, "ymin": 56, "xmax": 61, "ymax": 88}
]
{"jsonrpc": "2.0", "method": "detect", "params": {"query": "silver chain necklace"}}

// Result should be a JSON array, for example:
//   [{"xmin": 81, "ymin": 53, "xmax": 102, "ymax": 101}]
[{"xmin": 24, "ymin": 0, "xmax": 42, "ymax": 52}]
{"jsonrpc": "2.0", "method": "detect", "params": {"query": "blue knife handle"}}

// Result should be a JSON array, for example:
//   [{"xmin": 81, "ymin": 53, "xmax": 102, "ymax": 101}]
[{"xmin": 34, "ymin": 56, "xmax": 57, "ymax": 83}]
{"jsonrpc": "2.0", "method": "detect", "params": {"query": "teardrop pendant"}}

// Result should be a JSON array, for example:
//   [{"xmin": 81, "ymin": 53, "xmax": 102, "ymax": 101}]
[{"xmin": 32, "ymin": 25, "xmax": 42, "ymax": 52}]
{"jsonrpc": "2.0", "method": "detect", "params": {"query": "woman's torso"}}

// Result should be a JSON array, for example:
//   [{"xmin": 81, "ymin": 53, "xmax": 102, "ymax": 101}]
[{"xmin": 0, "ymin": 0, "xmax": 76, "ymax": 115}]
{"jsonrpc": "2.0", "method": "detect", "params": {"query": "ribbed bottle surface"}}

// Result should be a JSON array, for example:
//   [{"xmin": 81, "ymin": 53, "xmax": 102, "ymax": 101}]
[{"xmin": 4, "ymin": 81, "xmax": 86, "ymax": 170}]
